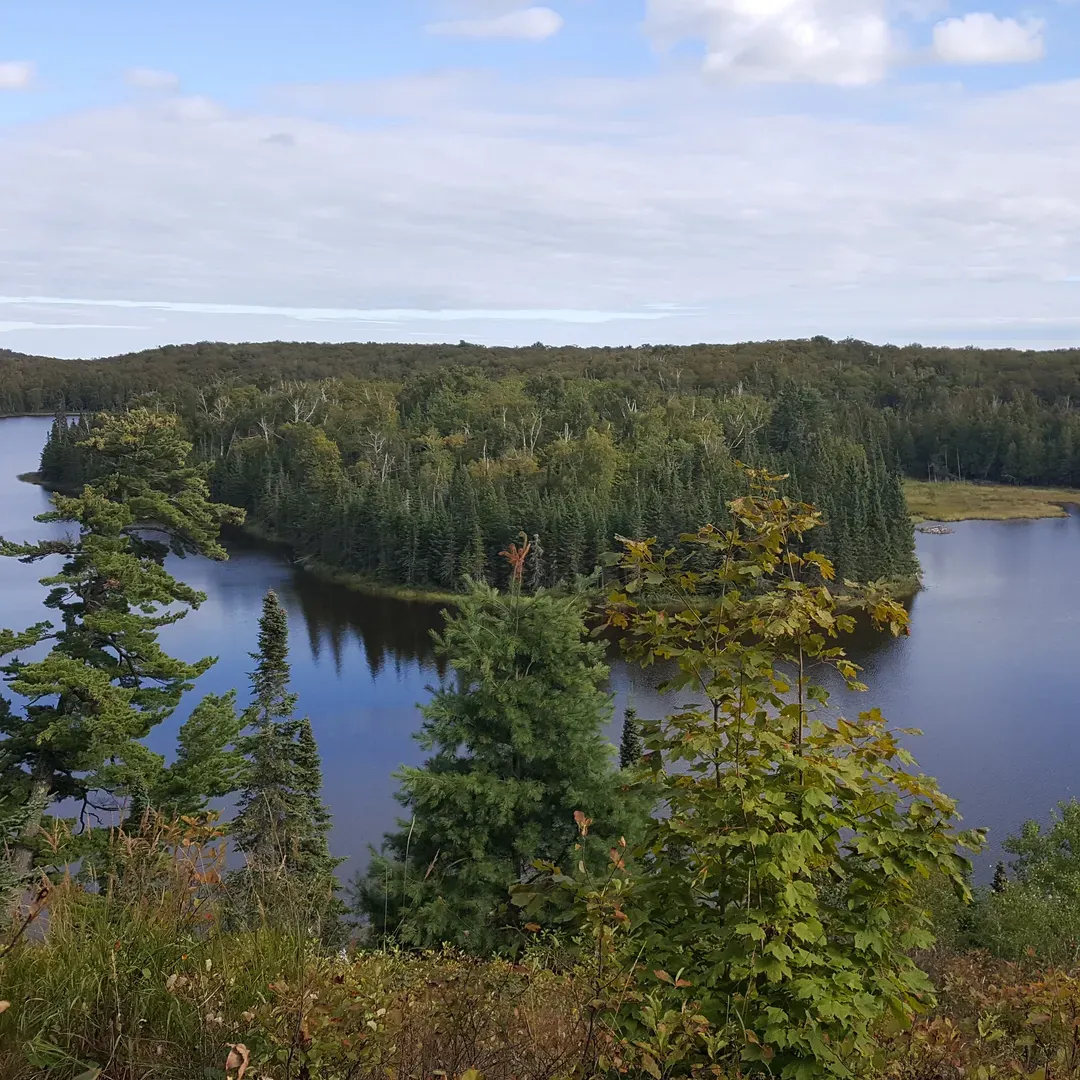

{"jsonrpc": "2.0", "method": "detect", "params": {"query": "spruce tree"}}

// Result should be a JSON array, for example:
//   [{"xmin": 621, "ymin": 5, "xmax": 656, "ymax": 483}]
[
  {"xmin": 232, "ymin": 590, "xmax": 302, "ymax": 875},
  {"xmin": 992, "ymin": 860, "xmax": 1009, "ymax": 894},
  {"xmin": 619, "ymin": 704, "xmax": 643, "ymax": 770},
  {"xmin": 292, "ymin": 718, "xmax": 343, "ymax": 901},
  {"xmin": 355, "ymin": 582, "xmax": 639, "ymax": 951},
  {"xmin": 231, "ymin": 590, "xmax": 341, "ymax": 936}
]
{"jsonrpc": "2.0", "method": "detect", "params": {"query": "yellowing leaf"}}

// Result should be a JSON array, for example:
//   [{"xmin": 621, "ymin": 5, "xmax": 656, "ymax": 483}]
[{"xmin": 640, "ymin": 1053, "xmax": 662, "ymax": 1079}]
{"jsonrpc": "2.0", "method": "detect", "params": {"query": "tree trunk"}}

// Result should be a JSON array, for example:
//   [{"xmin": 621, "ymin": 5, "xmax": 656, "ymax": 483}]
[{"xmin": 10, "ymin": 762, "xmax": 51, "ymax": 879}]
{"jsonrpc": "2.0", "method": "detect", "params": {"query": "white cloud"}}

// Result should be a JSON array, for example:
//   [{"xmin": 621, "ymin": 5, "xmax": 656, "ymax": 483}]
[
  {"xmin": 426, "ymin": 6, "xmax": 563, "ymax": 40},
  {"xmin": 3, "ymin": 72, "xmax": 1080, "ymax": 356},
  {"xmin": 0, "ymin": 61, "xmax": 34, "ymax": 90},
  {"xmin": 933, "ymin": 13, "xmax": 1045, "ymax": 64},
  {"xmin": 0, "ymin": 296, "xmax": 671, "ymax": 324},
  {"xmin": 125, "ymin": 67, "xmax": 181, "ymax": 91},
  {"xmin": 645, "ymin": 0, "xmax": 893, "ymax": 85}
]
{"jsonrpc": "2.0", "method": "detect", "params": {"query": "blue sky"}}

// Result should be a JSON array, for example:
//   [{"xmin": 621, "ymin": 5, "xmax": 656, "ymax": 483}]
[{"xmin": 1, "ymin": 0, "xmax": 1079, "ymax": 357}]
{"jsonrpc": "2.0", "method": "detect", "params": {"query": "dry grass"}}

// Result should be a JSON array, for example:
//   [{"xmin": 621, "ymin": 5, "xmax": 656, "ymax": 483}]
[
  {"xmin": 0, "ymin": 817, "xmax": 605, "ymax": 1080},
  {"xmin": 904, "ymin": 479, "xmax": 1080, "ymax": 523}
]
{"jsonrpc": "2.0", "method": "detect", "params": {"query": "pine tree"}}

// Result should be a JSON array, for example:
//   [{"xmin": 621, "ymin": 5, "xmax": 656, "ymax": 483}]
[
  {"xmin": 619, "ymin": 704, "xmax": 643, "ymax": 770},
  {"xmin": 0, "ymin": 409, "xmax": 244, "ymax": 879},
  {"xmin": 354, "ymin": 582, "xmax": 640, "ymax": 951}
]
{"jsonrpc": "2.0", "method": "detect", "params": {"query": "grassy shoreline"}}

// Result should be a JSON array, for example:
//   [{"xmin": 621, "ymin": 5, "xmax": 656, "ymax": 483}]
[
  {"xmin": 905, "ymin": 479, "xmax": 1080, "ymax": 523},
  {"xmin": 232, "ymin": 520, "xmax": 462, "ymax": 605}
]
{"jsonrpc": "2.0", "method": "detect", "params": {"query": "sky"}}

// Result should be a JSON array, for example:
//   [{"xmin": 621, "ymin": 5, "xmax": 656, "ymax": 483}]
[{"xmin": 1, "ymin": 0, "xmax": 1079, "ymax": 359}]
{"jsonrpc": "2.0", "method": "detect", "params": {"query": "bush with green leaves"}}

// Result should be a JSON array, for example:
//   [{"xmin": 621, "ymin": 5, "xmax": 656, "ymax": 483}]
[
  {"xmin": 960, "ymin": 799, "xmax": 1080, "ymax": 965},
  {"xmin": 519, "ymin": 469, "xmax": 983, "ymax": 1079}
]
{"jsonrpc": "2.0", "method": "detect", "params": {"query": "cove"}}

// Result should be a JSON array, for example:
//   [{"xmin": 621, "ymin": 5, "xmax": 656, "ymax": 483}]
[{"xmin": 2, "ymin": 414, "xmax": 1078, "ymax": 884}]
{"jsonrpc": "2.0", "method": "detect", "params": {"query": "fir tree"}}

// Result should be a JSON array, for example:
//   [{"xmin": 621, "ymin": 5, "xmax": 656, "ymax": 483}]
[{"xmin": 354, "ymin": 582, "xmax": 640, "ymax": 951}]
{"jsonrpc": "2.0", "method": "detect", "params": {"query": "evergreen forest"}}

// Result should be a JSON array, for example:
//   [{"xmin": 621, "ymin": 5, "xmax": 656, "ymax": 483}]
[{"xmin": 36, "ymin": 366, "xmax": 915, "ymax": 592}]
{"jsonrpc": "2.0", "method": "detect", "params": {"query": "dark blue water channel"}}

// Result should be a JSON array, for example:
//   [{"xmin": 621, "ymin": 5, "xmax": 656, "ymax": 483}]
[{"xmin": 3, "ymin": 414, "xmax": 1078, "ymax": 884}]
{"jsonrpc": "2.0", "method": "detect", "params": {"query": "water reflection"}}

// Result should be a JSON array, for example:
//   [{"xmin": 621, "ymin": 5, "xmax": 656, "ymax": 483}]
[{"xmin": 220, "ymin": 530, "xmax": 446, "ymax": 679}]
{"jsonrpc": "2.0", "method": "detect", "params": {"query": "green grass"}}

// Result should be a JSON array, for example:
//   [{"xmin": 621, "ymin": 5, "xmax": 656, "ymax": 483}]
[{"xmin": 905, "ymin": 480, "xmax": 1080, "ymax": 523}]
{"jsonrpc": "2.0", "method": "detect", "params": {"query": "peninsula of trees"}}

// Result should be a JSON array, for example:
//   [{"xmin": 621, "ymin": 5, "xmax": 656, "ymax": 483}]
[{"xmin": 37, "ymin": 362, "xmax": 918, "ymax": 593}]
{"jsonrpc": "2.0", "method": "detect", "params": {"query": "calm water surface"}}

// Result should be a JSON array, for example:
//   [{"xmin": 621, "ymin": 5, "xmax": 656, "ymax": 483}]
[{"xmin": 2, "ymin": 415, "xmax": 1078, "ymax": 883}]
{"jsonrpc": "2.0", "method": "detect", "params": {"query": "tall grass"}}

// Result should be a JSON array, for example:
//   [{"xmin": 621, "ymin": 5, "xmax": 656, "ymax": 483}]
[{"xmin": 0, "ymin": 818, "xmax": 604, "ymax": 1080}]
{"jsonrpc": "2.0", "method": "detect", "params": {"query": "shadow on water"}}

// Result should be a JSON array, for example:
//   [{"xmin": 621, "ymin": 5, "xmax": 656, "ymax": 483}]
[{"xmin": 219, "ymin": 528, "xmax": 446, "ymax": 680}]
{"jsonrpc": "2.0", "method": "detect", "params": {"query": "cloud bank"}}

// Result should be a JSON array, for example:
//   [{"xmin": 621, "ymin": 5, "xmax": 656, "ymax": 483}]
[{"xmin": 1, "ymin": 66, "xmax": 1080, "ymax": 356}]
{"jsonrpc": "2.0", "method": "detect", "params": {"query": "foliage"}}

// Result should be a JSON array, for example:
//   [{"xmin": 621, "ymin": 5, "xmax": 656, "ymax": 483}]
[
  {"xmin": 38, "ymin": 367, "xmax": 917, "ymax": 597},
  {"xmin": 0, "ymin": 408, "xmax": 243, "ymax": 880},
  {"xmin": 1004, "ymin": 798, "xmax": 1080, "ymax": 896},
  {"xmin": 945, "ymin": 800, "xmax": 1080, "ymax": 967},
  {"xmin": 231, "ymin": 590, "xmax": 342, "ymax": 939},
  {"xmin": 519, "ymin": 469, "xmax": 983, "ymax": 1078},
  {"xmin": 883, "ymin": 952, "xmax": 1080, "ymax": 1080},
  {"xmin": 0, "ymin": 818, "xmax": 606, "ymax": 1080},
  {"xmin": 13, "ymin": 334, "xmax": 1080, "ymax": 496},
  {"xmin": 13, "ymin": 827, "xmax": 1080, "ymax": 1080},
  {"xmin": 355, "ymin": 582, "xmax": 640, "ymax": 953}
]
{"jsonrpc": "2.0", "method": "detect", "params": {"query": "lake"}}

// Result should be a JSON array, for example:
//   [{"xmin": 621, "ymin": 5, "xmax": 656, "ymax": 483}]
[{"xmin": 2, "ymin": 414, "xmax": 1078, "ymax": 885}]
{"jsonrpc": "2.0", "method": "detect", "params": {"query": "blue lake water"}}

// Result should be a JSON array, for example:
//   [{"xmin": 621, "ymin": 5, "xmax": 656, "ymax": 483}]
[{"xmin": 3, "ymin": 414, "xmax": 1078, "ymax": 883}]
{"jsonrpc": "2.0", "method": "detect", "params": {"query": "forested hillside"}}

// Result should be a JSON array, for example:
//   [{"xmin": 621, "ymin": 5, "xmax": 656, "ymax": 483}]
[
  {"xmin": 6, "ymin": 335, "xmax": 1080, "ymax": 485},
  {"xmin": 40, "ymin": 371, "xmax": 916, "ymax": 591}
]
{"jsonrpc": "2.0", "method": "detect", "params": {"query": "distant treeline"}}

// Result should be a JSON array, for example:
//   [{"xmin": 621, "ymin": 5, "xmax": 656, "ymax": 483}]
[
  {"xmin": 8, "ymin": 335, "xmax": 1080, "ymax": 485},
  {"xmin": 39, "ymin": 370, "xmax": 916, "ymax": 591}
]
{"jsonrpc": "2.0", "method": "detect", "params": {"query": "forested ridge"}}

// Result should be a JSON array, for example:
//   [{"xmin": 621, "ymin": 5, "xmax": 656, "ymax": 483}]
[{"xmin": 6, "ymin": 335, "xmax": 1080, "ymax": 485}]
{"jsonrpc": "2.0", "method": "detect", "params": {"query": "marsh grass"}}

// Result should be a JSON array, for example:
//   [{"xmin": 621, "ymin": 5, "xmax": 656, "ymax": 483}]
[{"xmin": 905, "ymin": 479, "xmax": 1080, "ymax": 522}]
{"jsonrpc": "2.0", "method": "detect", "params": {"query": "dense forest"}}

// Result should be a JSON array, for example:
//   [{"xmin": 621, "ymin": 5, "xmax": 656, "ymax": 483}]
[
  {"xmin": 7, "ymin": 336, "xmax": 1080, "ymax": 485},
  {"xmin": 38, "ymin": 368, "xmax": 916, "ymax": 591}
]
